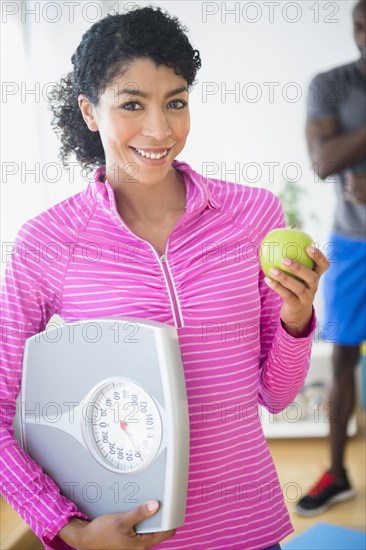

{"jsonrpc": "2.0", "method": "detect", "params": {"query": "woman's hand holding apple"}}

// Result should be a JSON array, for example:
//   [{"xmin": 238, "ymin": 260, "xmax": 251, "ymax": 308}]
[
  {"xmin": 259, "ymin": 229, "xmax": 330, "ymax": 337},
  {"xmin": 263, "ymin": 244, "xmax": 330, "ymax": 337}
]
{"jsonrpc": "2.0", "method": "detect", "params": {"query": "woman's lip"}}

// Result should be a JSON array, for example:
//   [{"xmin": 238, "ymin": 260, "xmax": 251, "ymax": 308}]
[
  {"xmin": 129, "ymin": 146, "xmax": 172, "ymax": 153},
  {"xmin": 129, "ymin": 146, "xmax": 171, "ymax": 165}
]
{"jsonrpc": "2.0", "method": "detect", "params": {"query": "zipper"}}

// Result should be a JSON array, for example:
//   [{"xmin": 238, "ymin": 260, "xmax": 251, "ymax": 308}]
[
  {"xmin": 110, "ymin": 197, "xmax": 185, "ymax": 328},
  {"xmin": 157, "ymin": 251, "xmax": 184, "ymax": 329}
]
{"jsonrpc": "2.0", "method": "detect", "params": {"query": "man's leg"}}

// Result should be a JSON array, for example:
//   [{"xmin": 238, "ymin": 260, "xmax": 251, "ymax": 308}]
[
  {"xmin": 329, "ymin": 344, "xmax": 361, "ymax": 477},
  {"xmin": 295, "ymin": 343, "xmax": 360, "ymax": 516}
]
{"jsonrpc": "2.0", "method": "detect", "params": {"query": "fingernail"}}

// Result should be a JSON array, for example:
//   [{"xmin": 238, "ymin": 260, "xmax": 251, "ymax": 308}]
[
  {"xmin": 147, "ymin": 500, "xmax": 159, "ymax": 511},
  {"xmin": 307, "ymin": 244, "xmax": 316, "ymax": 251},
  {"xmin": 270, "ymin": 267, "xmax": 280, "ymax": 276},
  {"xmin": 282, "ymin": 258, "xmax": 292, "ymax": 265},
  {"xmin": 264, "ymin": 277, "xmax": 274, "ymax": 285}
]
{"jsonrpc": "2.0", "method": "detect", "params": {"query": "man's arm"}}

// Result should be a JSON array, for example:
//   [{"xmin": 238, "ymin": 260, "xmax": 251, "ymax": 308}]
[{"xmin": 306, "ymin": 118, "xmax": 366, "ymax": 181}]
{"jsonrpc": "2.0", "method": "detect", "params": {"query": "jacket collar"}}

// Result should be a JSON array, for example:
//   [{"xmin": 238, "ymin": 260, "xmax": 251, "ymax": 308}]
[
  {"xmin": 171, "ymin": 159, "xmax": 221, "ymax": 213},
  {"xmin": 91, "ymin": 159, "xmax": 221, "ymax": 217}
]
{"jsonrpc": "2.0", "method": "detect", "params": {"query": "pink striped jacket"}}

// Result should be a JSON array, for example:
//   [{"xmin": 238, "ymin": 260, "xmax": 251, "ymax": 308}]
[{"xmin": 0, "ymin": 159, "xmax": 315, "ymax": 549}]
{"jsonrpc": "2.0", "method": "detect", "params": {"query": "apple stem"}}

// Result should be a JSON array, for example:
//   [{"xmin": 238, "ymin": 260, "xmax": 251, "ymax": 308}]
[{"xmin": 291, "ymin": 224, "xmax": 296, "ymax": 229}]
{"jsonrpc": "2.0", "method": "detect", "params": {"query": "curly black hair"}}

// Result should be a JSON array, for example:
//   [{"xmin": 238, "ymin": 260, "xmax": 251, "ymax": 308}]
[{"xmin": 48, "ymin": 5, "xmax": 202, "ymax": 175}]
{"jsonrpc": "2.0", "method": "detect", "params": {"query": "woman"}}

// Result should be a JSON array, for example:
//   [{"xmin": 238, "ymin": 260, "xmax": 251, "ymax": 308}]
[{"xmin": 0, "ymin": 6, "xmax": 329, "ymax": 550}]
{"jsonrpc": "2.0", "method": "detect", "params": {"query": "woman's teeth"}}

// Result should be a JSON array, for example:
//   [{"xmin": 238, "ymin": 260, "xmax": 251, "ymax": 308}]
[{"xmin": 132, "ymin": 147, "xmax": 169, "ymax": 160}]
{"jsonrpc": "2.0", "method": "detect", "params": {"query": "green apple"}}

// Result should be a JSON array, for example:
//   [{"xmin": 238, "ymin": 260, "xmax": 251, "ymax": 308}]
[{"xmin": 260, "ymin": 228, "xmax": 315, "ymax": 281}]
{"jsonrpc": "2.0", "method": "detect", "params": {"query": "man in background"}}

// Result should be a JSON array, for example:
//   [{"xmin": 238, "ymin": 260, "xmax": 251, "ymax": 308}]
[{"xmin": 296, "ymin": 0, "xmax": 366, "ymax": 516}]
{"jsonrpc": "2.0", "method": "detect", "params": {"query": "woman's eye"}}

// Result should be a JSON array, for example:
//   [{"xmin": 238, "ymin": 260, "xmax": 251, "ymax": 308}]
[
  {"xmin": 169, "ymin": 99, "xmax": 188, "ymax": 109},
  {"xmin": 121, "ymin": 102, "xmax": 142, "ymax": 111}
]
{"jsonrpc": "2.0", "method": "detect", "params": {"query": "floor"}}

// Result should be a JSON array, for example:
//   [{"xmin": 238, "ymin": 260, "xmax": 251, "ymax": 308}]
[
  {"xmin": 1, "ymin": 410, "xmax": 365, "ymax": 549},
  {"xmin": 267, "ymin": 408, "xmax": 366, "ymax": 545}
]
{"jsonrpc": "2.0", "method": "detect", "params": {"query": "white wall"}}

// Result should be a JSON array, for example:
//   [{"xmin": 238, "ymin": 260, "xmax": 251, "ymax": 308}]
[{"xmin": 1, "ymin": 0, "xmax": 360, "ymax": 324}]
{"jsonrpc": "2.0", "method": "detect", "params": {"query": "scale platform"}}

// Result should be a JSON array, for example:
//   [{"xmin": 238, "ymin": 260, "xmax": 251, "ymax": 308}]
[{"xmin": 14, "ymin": 316, "xmax": 190, "ymax": 533}]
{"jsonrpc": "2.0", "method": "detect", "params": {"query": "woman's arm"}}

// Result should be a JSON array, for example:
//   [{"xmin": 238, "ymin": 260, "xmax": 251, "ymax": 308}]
[
  {"xmin": 0, "ymin": 226, "xmax": 89, "ymax": 550},
  {"xmin": 257, "ymin": 197, "xmax": 329, "ymax": 414}
]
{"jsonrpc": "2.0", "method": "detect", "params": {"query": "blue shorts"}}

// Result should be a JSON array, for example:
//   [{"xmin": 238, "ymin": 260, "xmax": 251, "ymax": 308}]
[{"xmin": 321, "ymin": 232, "xmax": 366, "ymax": 345}]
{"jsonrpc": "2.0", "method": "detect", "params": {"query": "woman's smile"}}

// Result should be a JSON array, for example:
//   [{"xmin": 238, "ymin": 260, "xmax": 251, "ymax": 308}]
[{"xmin": 129, "ymin": 145, "xmax": 172, "ymax": 164}]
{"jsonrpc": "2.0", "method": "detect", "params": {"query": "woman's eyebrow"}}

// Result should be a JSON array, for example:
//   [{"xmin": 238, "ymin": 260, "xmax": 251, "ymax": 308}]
[{"xmin": 115, "ymin": 85, "xmax": 189, "ymax": 99}]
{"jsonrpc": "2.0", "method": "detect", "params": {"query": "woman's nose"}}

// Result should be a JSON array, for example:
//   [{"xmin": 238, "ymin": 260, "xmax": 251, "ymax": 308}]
[{"xmin": 141, "ymin": 108, "xmax": 172, "ymax": 141}]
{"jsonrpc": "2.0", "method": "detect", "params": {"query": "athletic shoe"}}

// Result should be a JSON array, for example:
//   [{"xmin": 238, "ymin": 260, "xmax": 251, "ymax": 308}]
[{"xmin": 295, "ymin": 468, "xmax": 356, "ymax": 517}]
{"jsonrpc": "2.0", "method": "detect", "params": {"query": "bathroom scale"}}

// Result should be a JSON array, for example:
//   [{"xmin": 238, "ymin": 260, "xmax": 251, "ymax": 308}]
[{"xmin": 14, "ymin": 316, "xmax": 190, "ymax": 533}]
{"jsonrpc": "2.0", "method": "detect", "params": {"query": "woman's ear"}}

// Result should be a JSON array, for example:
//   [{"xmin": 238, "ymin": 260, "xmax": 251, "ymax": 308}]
[{"xmin": 77, "ymin": 95, "xmax": 99, "ymax": 132}]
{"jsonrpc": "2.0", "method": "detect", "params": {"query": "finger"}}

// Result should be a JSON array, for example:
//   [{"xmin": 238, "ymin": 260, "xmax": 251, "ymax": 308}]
[
  {"xmin": 350, "ymin": 197, "xmax": 364, "ymax": 205},
  {"xmin": 266, "ymin": 264, "xmax": 314, "ymax": 305},
  {"xmin": 277, "ymin": 259, "xmax": 318, "ymax": 290},
  {"xmin": 268, "ymin": 264, "xmax": 312, "ymax": 292},
  {"xmin": 264, "ymin": 275, "xmax": 302, "ymax": 306},
  {"xmin": 347, "ymin": 191, "xmax": 365, "ymax": 203},
  {"xmin": 121, "ymin": 500, "xmax": 160, "ymax": 532},
  {"xmin": 344, "ymin": 191, "xmax": 357, "ymax": 201},
  {"xmin": 305, "ymin": 245, "xmax": 330, "ymax": 277},
  {"xmin": 345, "ymin": 195, "xmax": 359, "ymax": 204},
  {"xmin": 140, "ymin": 528, "xmax": 177, "ymax": 547}
]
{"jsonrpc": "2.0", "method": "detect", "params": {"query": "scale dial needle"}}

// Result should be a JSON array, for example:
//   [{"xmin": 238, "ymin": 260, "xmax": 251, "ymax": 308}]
[{"xmin": 119, "ymin": 420, "xmax": 137, "ymax": 448}]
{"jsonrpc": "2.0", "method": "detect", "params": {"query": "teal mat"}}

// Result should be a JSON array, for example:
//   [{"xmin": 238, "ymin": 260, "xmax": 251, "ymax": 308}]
[{"xmin": 283, "ymin": 523, "xmax": 366, "ymax": 550}]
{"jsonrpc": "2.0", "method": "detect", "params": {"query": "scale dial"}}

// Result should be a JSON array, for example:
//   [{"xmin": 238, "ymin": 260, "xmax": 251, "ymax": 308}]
[{"xmin": 82, "ymin": 378, "xmax": 162, "ymax": 473}]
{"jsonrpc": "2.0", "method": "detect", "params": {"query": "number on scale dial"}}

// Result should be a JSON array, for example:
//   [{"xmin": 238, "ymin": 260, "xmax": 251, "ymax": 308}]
[{"xmin": 83, "ymin": 378, "xmax": 162, "ymax": 473}]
